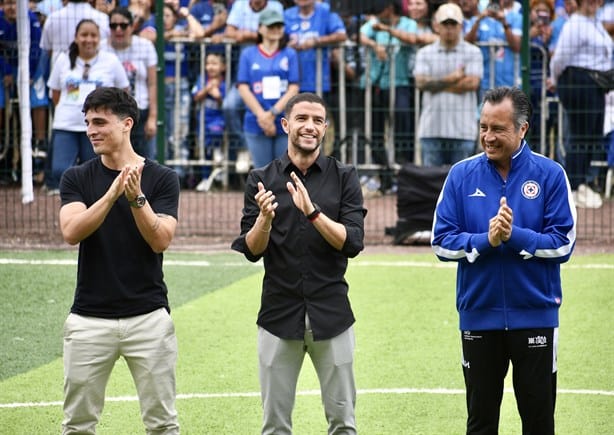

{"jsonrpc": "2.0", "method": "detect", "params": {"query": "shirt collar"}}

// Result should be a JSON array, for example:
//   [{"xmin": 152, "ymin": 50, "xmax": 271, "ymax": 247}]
[
  {"xmin": 435, "ymin": 40, "xmax": 459, "ymax": 52},
  {"xmin": 512, "ymin": 140, "xmax": 526, "ymax": 160},
  {"xmin": 281, "ymin": 150, "xmax": 326, "ymax": 175}
]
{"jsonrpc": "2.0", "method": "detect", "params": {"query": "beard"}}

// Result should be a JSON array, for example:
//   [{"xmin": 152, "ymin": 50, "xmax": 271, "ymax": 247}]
[{"xmin": 290, "ymin": 133, "xmax": 322, "ymax": 157}]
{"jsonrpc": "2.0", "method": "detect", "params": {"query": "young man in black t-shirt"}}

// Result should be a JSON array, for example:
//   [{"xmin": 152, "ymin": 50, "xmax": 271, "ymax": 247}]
[{"xmin": 58, "ymin": 87, "xmax": 180, "ymax": 434}]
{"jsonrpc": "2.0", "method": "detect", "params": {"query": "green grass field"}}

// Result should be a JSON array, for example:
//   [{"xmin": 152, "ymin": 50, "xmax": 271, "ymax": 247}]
[{"xmin": 0, "ymin": 250, "xmax": 612, "ymax": 434}]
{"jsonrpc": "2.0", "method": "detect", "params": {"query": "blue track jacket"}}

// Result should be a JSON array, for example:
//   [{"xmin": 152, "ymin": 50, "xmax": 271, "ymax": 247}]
[{"xmin": 432, "ymin": 142, "xmax": 577, "ymax": 331}]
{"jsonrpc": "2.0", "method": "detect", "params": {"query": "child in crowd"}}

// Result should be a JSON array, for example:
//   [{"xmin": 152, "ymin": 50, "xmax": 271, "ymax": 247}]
[{"xmin": 192, "ymin": 52, "xmax": 226, "ymax": 192}]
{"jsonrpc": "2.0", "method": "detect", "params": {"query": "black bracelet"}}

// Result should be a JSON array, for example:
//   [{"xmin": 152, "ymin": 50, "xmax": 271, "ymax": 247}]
[{"xmin": 306, "ymin": 203, "xmax": 321, "ymax": 222}]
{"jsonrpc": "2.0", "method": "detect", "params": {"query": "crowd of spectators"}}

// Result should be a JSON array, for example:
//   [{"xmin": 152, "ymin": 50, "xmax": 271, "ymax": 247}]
[{"xmin": 0, "ymin": 0, "xmax": 612, "ymax": 207}]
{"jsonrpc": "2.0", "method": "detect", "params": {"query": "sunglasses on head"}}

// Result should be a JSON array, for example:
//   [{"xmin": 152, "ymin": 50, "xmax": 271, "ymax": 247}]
[{"xmin": 110, "ymin": 22, "xmax": 130, "ymax": 30}]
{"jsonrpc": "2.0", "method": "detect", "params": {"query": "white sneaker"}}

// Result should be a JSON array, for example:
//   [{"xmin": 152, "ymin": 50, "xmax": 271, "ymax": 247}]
[{"xmin": 575, "ymin": 184, "xmax": 603, "ymax": 208}]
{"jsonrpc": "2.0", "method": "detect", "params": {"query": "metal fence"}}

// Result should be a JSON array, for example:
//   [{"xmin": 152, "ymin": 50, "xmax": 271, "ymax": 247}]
[{"xmin": 1, "ymin": 39, "xmax": 613, "ymax": 247}]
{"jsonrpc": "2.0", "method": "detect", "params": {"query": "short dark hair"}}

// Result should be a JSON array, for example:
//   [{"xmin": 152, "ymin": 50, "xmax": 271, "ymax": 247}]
[
  {"xmin": 284, "ymin": 92, "xmax": 328, "ymax": 120},
  {"xmin": 370, "ymin": 0, "xmax": 402, "ymax": 15},
  {"xmin": 82, "ymin": 87, "xmax": 139, "ymax": 125},
  {"xmin": 482, "ymin": 86, "xmax": 532, "ymax": 131},
  {"xmin": 109, "ymin": 7, "xmax": 134, "ymax": 24},
  {"xmin": 206, "ymin": 51, "xmax": 226, "ymax": 63}
]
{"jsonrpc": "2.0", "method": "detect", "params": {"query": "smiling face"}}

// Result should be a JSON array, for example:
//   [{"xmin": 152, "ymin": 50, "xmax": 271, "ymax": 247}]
[
  {"xmin": 282, "ymin": 101, "xmax": 328, "ymax": 157},
  {"xmin": 479, "ymin": 98, "xmax": 528, "ymax": 171},
  {"xmin": 75, "ymin": 21, "xmax": 100, "ymax": 60},
  {"xmin": 259, "ymin": 22, "xmax": 285, "ymax": 42},
  {"xmin": 85, "ymin": 108, "xmax": 133, "ymax": 155},
  {"xmin": 109, "ymin": 13, "xmax": 133, "ymax": 49},
  {"xmin": 408, "ymin": 0, "xmax": 429, "ymax": 21},
  {"xmin": 205, "ymin": 53, "xmax": 225, "ymax": 79}
]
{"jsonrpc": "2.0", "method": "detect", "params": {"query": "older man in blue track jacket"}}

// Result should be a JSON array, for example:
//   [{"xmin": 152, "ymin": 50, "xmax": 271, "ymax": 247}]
[{"xmin": 432, "ymin": 86, "xmax": 576, "ymax": 435}]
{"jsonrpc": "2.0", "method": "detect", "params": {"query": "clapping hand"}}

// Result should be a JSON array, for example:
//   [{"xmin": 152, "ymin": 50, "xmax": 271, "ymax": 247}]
[
  {"xmin": 124, "ymin": 163, "xmax": 144, "ymax": 202},
  {"xmin": 488, "ymin": 196, "xmax": 513, "ymax": 247},
  {"xmin": 255, "ymin": 181, "xmax": 277, "ymax": 221},
  {"xmin": 287, "ymin": 171, "xmax": 313, "ymax": 216}
]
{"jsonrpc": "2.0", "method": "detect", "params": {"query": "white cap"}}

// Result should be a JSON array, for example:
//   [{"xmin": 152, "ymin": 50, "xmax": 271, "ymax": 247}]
[{"xmin": 435, "ymin": 3, "xmax": 464, "ymax": 24}]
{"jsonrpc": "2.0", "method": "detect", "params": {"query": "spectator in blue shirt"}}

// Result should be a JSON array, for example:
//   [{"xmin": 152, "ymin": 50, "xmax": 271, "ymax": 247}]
[
  {"xmin": 211, "ymin": 0, "xmax": 284, "ymax": 167},
  {"xmin": 284, "ymin": 0, "xmax": 347, "ymax": 95},
  {"xmin": 464, "ymin": 0, "xmax": 522, "ymax": 93},
  {"xmin": 161, "ymin": 2, "xmax": 205, "ymax": 183},
  {"xmin": 237, "ymin": 8, "xmax": 299, "ymax": 168},
  {"xmin": 192, "ymin": 51, "xmax": 226, "ymax": 191},
  {"xmin": 0, "ymin": 0, "xmax": 49, "ymax": 169},
  {"xmin": 190, "ymin": 0, "xmax": 227, "ymax": 41}
]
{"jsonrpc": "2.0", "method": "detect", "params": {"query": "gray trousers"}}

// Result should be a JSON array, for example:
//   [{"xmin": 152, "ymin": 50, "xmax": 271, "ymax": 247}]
[{"xmin": 258, "ymin": 317, "xmax": 357, "ymax": 435}]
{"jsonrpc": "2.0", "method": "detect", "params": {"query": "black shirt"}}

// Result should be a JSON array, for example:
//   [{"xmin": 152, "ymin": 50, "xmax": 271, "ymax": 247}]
[
  {"xmin": 231, "ymin": 152, "xmax": 366, "ymax": 340},
  {"xmin": 60, "ymin": 157, "xmax": 180, "ymax": 318}
]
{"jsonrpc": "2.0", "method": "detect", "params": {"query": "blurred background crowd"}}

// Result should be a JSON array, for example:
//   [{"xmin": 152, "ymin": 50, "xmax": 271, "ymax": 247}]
[{"xmin": 1, "ymin": 0, "xmax": 613, "ymax": 208}]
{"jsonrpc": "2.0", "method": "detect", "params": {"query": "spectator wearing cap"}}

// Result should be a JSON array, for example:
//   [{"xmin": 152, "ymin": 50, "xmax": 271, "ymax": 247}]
[
  {"xmin": 236, "ymin": 8, "xmax": 300, "ymax": 168},
  {"xmin": 414, "ymin": 2, "xmax": 483, "ymax": 166}
]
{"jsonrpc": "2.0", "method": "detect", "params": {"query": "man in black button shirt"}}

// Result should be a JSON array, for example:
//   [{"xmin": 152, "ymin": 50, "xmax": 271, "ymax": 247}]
[{"xmin": 232, "ymin": 92, "xmax": 366, "ymax": 434}]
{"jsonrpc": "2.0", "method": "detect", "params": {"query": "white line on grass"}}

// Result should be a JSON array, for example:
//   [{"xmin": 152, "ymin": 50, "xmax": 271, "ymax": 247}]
[
  {"xmin": 0, "ymin": 259, "xmax": 213, "ymax": 266},
  {"xmin": 1, "ymin": 387, "xmax": 612, "ymax": 409},
  {"xmin": 0, "ymin": 258, "xmax": 613, "ymax": 269}
]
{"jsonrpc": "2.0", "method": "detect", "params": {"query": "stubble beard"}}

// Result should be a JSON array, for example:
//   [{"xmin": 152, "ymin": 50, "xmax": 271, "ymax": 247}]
[{"xmin": 292, "ymin": 135, "xmax": 321, "ymax": 158}]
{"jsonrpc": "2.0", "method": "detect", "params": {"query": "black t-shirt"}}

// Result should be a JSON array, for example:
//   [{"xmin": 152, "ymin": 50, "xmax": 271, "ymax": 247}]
[{"xmin": 60, "ymin": 157, "xmax": 180, "ymax": 318}]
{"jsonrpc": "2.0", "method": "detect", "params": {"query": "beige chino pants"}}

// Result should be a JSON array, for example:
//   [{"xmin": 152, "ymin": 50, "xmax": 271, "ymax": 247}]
[{"xmin": 62, "ymin": 307, "xmax": 179, "ymax": 435}]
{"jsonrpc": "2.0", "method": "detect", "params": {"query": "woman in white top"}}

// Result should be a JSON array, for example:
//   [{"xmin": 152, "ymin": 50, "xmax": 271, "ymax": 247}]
[
  {"xmin": 102, "ymin": 7, "xmax": 158, "ymax": 159},
  {"xmin": 47, "ymin": 18, "xmax": 129, "ymax": 191},
  {"xmin": 550, "ymin": 0, "xmax": 612, "ymax": 208}
]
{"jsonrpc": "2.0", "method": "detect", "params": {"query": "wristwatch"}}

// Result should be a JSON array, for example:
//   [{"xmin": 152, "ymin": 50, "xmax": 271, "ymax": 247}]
[
  {"xmin": 306, "ymin": 203, "xmax": 321, "ymax": 222},
  {"xmin": 128, "ymin": 194, "xmax": 147, "ymax": 208}
]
